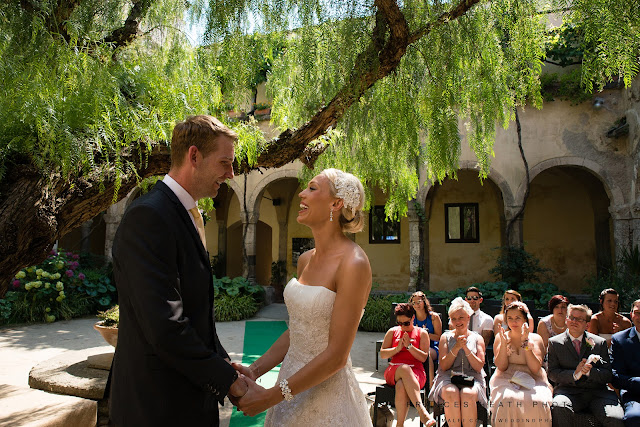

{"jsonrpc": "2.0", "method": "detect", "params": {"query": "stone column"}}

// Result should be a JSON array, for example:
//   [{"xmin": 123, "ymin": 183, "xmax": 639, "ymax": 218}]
[
  {"xmin": 242, "ymin": 211, "xmax": 259, "ymax": 283},
  {"xmin": 504, "ymin": 205, "xmax": 525, "ymax": 248},
  {"xmin": 216, "ymin": 219, "xmax": 227, "ymax": 275},
  {"xmin": 103, "ymin": 197, "xmax": 129, "ymax": 261},
  {"xmin": 610, "ymin": 204, "xmax": 633, "ymax": 263},
  {"xmin": 278, "ymin": 220, "xmax": 288, "ymax": 262},
  {"xmin": 81, "ymin": 219, "xmax": 94, "ymax": 253},
  {"xmin": 407, "ymin": 201, "xmax": 422, "ymax": 293}
]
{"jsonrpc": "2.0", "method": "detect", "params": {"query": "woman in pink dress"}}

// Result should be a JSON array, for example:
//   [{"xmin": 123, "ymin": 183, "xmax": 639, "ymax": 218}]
[
  {"xmin": 380, "ymin": 303, "xmax": 436, "ymax": 427},
  {"xmin": 490, "ymin": 301, "xmax": 552, "ymax": 426}
]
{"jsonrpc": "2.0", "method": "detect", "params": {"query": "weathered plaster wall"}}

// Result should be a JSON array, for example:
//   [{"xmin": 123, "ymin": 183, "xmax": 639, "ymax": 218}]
[
  {"xmin": 356, "ymin": 188, "xmax": 411, "ymax": 291},
  {"xmin": 523, "ymin": 168, "xmax": 597, "ymax": 292},
  {"xmin": 427, "ymin": 170, "xmax": 503, "ymax": 291}
]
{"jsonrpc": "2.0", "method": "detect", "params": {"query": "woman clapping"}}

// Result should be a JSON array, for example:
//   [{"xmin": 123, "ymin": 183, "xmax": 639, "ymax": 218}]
[{"xmin": 380, "ymin": 303, "xmax": 436, "ymax": 427}]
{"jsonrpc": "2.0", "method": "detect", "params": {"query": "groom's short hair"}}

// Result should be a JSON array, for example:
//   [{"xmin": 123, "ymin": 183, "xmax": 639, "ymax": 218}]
[{"xmin": 171, "ymin": 115, "xmax": 237, "ymax": 168}]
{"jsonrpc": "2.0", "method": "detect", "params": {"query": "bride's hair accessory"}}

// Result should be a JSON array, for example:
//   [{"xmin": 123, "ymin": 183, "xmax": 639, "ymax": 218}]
[
  {"xmin": 334, "ymin": 175, "xmax": 361, "ymax": 216},
  {"xmin": 279, "ymin": 378, "xmax": 294, "ymax": 401},
  {"xmin": 319, "ymin": 168, "xmax": 366, "ymax": 233}
]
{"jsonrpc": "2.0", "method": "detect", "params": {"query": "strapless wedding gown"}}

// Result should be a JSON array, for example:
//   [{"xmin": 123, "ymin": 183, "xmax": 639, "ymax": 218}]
[{"xmin": 263, "ymin": 278, "xmax": 372, "ymax": 426}]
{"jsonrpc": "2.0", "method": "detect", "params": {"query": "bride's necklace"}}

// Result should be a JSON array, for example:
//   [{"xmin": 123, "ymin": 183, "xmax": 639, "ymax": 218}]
[{"xmin": 551, "ymin": 317, "xmax": 567, "ymax": 332}]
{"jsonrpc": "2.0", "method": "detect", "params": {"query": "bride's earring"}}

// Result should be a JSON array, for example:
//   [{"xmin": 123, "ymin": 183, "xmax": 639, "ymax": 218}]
[{"xmin": 329, "ymin": 209, "xmax": 333, "ymax": 222}]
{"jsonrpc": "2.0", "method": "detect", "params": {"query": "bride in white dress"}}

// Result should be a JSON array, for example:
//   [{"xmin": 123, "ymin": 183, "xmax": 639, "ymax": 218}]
[{"xmin": 232, "ymin": 168, "xmax": 373, "ymax": 426}]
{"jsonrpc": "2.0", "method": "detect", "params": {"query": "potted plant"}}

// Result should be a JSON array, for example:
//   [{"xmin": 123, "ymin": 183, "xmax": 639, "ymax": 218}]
[
  {"xmin": 253, "ymin": 102, "xmax": 271, "ymax": 116},
  {"xmin": 94, "ymin": 305, "xmax": 119, "ymax": 347}
]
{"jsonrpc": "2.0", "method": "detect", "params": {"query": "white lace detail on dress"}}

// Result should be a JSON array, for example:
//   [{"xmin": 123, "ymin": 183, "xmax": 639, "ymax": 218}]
[{"xmin": 263, "ymin": 279, "xmax": 372, "ymax": 427}]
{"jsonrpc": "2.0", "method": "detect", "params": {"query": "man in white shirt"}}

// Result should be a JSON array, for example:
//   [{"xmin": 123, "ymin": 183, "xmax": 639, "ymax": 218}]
[
  {"xmin": 110, "ymin": 115, "xmax": 247, "ymax": 426},
  {"xmin": 465, "ymin": 286, "xmax": 494, "ymax": 345},
  {"xmin": 548, "ymin": 304, "xmax": 624, "ymax": 427}
]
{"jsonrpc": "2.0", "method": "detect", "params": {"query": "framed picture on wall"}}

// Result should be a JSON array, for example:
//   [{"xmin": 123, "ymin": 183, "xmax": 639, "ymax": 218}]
[{"xmin": 292, "ymin": 237, "xmax": 315, "ymax": 266}]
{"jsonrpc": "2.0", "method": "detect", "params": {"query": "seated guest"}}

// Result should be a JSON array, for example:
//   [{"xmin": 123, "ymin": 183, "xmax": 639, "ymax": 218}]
[
  {"xmin": 490, "ymin": 301, "xmax": 552, "ymax": 426},
  {"xmin": 429, "ymin": 297, "xmax": 487, "ymax": 427},
  {"xmin": 493, "ymin": 290, "xmax": 534, "ymax": 336},
  {"xmin": 588, "ymin": 288, "xmax": 632, "ymax": 347},
  {"xmin": 548, "ymin": 304, "xmax": 624, "ymax": 427},
  {"xmin": 537, "ymin": 295, "xmax": 569, "ymax": 350},
  {"xmin": 611, "ymin": 299, "xmax": 640, "ymax": 426},
  {"xmin": 380, "ymin": 303, "xmax": 436, "ymax": 427},
  {"xmin": 465, "ymin": 286, "xmax": 494, "ymax": 346},
  {"xmin": 410, "ymin": 291, "xmax": 442, "ymax": 387}
]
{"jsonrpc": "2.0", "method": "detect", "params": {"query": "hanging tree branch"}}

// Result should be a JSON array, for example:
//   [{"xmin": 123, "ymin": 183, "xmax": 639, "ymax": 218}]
[{"xmin": 236, "ymin": 0, "xmax": 483, "ymax": 173}]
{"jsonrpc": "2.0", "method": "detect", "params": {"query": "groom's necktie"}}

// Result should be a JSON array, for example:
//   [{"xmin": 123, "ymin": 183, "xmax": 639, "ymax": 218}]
[
  {"xmin": 189, "ymin": 207, "xmax": 207, "ymax": 248},
  {"xmin": 573, "ymin": 339, "xmax": 581, "ymax": 355}
]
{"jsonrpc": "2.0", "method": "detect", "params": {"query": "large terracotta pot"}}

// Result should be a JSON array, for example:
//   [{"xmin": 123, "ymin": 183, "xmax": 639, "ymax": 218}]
[{"xmin": 94, "ymin": 322, "xmax": 118, "ymax": 347}]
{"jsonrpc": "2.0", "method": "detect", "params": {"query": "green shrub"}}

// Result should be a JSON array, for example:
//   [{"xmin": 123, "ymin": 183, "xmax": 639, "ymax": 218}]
[
  {"xmin": 0, "ymin": 299, "xmax": 11, "ymax": 322},
  {"xmin": 360, "ymin": 296, "xmax": 394, "ymax": 332},
  {"xmin": 489, "ymin": 246, "xmax": 551, "ymax": 287},
  {"xmin": 585, "ymin": 245, "xmax": 640, "ymax": 312},
  {"xmin": 360, "ymin": 293, "xmax": 411, "ymax": 332},
  {"xmin": 213, "ymin": 275, "xmax": 265, "ymax": 304},
  {"xmin": 214, "ymin": 294, "xmax": 260, "ymax": 321},
  {"xmin": 2, "ymin": 249, "xmax": 116, "ymax": 324}
]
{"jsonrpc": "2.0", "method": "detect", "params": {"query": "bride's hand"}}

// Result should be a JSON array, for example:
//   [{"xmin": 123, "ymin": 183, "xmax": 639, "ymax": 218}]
[
  {"xmin": 235, "ymin": 377, "xmax": 279, "ymax": 417},
  {"xmin": 232, "ymin": 362, "xmax": 258, "ymax": 381}
]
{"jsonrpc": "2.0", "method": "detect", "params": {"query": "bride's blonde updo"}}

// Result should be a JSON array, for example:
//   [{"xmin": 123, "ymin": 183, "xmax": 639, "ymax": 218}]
[{"xmin": 320, "ymin": 168, "xmax": 365, "ymax": 233}]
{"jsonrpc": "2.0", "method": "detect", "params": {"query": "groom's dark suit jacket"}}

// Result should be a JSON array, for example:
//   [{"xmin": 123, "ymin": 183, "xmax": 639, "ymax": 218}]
[{"xmin": 109, "ymin": 181, "xmax": 236, "ymax": 427}]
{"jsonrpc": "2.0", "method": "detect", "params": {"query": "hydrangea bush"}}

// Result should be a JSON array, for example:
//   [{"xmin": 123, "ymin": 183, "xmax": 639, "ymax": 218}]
[{"xmin": 2, "ymin": 249, "xmax": 116, "ymax": 324}]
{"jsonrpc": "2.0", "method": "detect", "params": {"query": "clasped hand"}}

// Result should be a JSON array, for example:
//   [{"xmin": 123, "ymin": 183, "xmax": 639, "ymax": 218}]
[
  {"xmin": 229, "ymin": 362, "xmax": 274, "ymax": 417},
  {"xmin": 574, "ymin": 358, "xmax": 593, "ymax": 377}
]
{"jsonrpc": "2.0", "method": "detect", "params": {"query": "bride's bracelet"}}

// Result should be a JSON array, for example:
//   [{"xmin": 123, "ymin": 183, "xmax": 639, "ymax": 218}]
[{"xmin": 279, "ymin": 379, "xmax": 294, "ymax": 401}]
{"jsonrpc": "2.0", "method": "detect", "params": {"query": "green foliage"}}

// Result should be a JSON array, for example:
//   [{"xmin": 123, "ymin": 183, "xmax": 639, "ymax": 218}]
[
  {"xmin": 544, "ymin": 24, "xmax": 584, "ymax": 67},
  {"xmin": 489, "ymin": 246, "xmax": 551, "ymax": 287},
  {"xmin": 97, "ymin": 305, "xmax": 120, "ymax": 327},
  {"xmin": 1, "ymin": 0, "xmax": 638, "ymax": 222},
  {"xmin": 360, "ymin": 293, "xmax": 410, "ymax": 332},
  {"xmin": 540, "ymin": 69, "xmax": 592, "ymax": 104},
  {"xmin": 0, "ymin": 299, "xmax": 11, "ymax": 322},
  {"xmin": 585, "ymin": 245, "xmax": 640, "ymax": 312},
  {"xmin": 214, "ymin": 294, "xmax": 260, "ymax": 322},
  {"xmin": 213, "ymin": 275, "xmax": 265, "ymax": 304},
  {"xmin": 1, "ymin": 249, "xmax": 116, "ymax": 324},
  {"xmin": 517, "ymin": 282, "xmax": 566, "ymax": 310}
]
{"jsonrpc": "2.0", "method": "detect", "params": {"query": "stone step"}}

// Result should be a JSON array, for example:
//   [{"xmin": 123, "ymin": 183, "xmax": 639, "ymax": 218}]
[{"xmin": 0, "ymin": 384, "xmax": 96, "ymax": 427}]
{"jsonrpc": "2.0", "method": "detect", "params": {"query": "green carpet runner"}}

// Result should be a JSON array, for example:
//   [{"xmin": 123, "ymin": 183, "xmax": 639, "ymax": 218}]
[{"xmin": 229, "ymin": 320, "xmax": 288, "ymax": 427}]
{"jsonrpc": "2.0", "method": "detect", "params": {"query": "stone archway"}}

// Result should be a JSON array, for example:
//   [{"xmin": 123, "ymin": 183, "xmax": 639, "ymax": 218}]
[
  {"xmin": 515, "ymin": 157, "xmax": 624, "ymax": 208},
  {"xmin": 522, "ymin": 164, "xmax": 614, "ymax": 292}
]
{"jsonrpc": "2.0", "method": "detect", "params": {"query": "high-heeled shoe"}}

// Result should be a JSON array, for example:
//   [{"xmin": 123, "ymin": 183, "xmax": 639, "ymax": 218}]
[{"xmin": 417, "ymin": 403, "xmax": 437, "ymax": 427}]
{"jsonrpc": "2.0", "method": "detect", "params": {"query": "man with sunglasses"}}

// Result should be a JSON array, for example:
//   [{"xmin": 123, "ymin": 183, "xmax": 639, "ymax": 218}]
[
  {"xmin": 465, "ymin": 287, "xmax": 494, "ymax": 346},
  {"xmin": 548, "ymin": 304, "xmax": 624, "ymax": 427}
]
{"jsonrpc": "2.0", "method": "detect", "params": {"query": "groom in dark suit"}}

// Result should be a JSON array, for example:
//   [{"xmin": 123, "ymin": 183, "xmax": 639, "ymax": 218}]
[
  {"xmin": 109, "ymin": 115, "xmax": 247, "ymax": 426},
  {"xmin": 548, "ymin": 304, "xmax": 624, "ymax": 427},
  {"xmin": 611, "ymin": 299, "xmax": 640, "ymax": 426}
]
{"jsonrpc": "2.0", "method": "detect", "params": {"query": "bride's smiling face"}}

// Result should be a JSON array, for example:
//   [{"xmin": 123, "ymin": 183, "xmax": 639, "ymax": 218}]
[{"xmin": 297, "ymin": 175, "xmax": 337, "ymax": 226}]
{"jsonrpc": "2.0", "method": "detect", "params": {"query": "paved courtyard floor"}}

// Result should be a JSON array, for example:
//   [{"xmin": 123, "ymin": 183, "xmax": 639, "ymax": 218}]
[{"xmin": 0, "ymin": 303, "xmax": 427, "ymax": 426}]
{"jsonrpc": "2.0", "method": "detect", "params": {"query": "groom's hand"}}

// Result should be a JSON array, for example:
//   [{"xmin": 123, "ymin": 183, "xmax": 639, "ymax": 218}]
[
  {"xmin": 236, "ymin": 377, "xmax": 277, "ymax": 417},
  {"xmin": 228, "ymin": 374, "xmax": 248, "ymax": 404}
]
